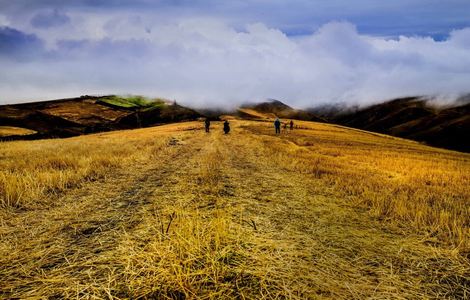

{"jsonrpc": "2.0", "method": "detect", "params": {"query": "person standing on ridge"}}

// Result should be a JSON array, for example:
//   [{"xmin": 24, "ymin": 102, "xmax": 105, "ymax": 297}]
[
  {"xmin": 274, "ymin": 117, "xmax": 281, "ymax": 134},
  {"xmin": 290, "ymin": 120, "xmax": 294, "ymax": 130},
  {"xmin": 204, "ymin": 118, "xmax": 210, "ymax": 133},
  {"xmin": 223, "ymin": 120, "xmax": 230, "ymax": 134}
]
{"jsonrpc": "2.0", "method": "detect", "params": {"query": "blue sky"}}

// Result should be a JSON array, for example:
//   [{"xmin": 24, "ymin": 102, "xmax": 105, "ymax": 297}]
[{"xmin": 1, "ymin": 0, "xmax": 470, "ymax": 106}]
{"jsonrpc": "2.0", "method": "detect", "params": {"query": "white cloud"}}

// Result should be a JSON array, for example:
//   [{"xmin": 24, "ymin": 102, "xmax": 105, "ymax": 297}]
[
  {"xmin": 0, "ymin": 14, "xmax": 9, "ymax": 26},
  {"xmin": 1, "ymin": 20, "xmax": 470, "ymax": 108}
]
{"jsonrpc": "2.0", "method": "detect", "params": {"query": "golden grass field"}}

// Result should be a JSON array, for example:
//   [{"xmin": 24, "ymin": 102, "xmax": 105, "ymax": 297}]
[
  {"xmin": 0, "ymin": 119, "xmax": 469, "ymax": 299},
  {"xmin": 0, "ymin": 126, "xmax": 36, "ymax": 137}
]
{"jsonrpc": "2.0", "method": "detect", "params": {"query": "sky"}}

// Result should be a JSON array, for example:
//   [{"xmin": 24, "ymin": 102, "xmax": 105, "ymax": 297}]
[{"xmin": 1, "ymin": 0, "xmax": 470, "ymax": 108}]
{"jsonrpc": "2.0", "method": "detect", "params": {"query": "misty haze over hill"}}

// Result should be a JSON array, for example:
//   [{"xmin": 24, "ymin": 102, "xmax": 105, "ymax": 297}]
[
  {"xmin": 309, "ymin": 96, "xmax": 470, "ymax": 152},
  {"xmin": 1, "ymin": 1, "xmax": 470, "ymax": 107}
]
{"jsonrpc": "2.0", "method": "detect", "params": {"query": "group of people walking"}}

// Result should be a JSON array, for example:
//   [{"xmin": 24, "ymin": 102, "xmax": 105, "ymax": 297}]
[
  {"xmin": 274, "ymin": 118, "xmax": 294, "ymax": 134},
  {"xmin": 205, "ymin": 118, "xmax": 230, "ymax": 134},
  {"xmin": 204, "ymin": 118, "xmax": 293, "ymax": 135}
]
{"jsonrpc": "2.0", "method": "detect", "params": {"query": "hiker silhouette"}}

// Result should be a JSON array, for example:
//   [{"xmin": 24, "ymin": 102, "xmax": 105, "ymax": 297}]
[
  {"xmin": 204, "ymin": 118, "xmax": 210, "ymax": 133},
  {"xmin": 274, "ymin": 118, "xmax": 281, "ymax": 134},
  {"xmin": 290, "ymin": 120, "xmax": 294, "ymax": 130},
  {"xmin": 223, "ymin": 120, "xmax": 230, "ymax": 134}
]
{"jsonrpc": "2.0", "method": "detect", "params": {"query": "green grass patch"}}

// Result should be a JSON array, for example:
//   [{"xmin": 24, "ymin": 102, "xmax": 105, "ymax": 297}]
[{"xmin": 100, "ymin": 95, "xmax": 166, "ymax": 109}]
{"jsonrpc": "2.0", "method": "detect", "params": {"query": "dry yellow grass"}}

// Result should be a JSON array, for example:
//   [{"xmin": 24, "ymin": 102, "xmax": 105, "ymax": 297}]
[
  {"xmin": 0, "ymin": 119, "xmax": 469, "ymax": 299},
  {"xmin": 232, "ymin": 121, "xmax": 468, "ymax": 297},
  {"xmin": 249, "ymin": 121, "xmax": 469, "ymax": 249},
  {"xmin": 0, "ymin": 122, "xmax": 200, "ymax": 209},
  {"xmin": 0, "ymin": 126, "xmax": 36, "ymax": 137}
]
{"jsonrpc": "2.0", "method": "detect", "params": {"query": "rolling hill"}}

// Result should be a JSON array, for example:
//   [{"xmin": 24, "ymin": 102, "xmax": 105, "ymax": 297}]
[
  {"xmin": 2, "ymin": 95, "xmax": 468, "ymax": 153},
  {"xmin": 0, "ymin": 95, "xmax": 201, "ymax": 140},
  {"xmin": 239, "ymin": 99, "xmax": 325, "ymax": 122},
  {"xmin": 310, "ymin": 97, "xmax": 470, "ymax": 152}
]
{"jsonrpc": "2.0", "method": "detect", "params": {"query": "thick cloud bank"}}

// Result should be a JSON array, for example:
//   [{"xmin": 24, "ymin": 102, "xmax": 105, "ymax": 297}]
[{"xmin": 1, "ymin": 18, "xmax": 470, "ymax": 107}]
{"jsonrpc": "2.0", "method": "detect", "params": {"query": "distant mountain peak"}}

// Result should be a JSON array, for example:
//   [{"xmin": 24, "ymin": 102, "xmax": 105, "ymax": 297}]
[
  {"xmin": 265, "ymin": 98, "xmax": 289, "ymax": 105},
  {"xmin": 241, "ymin": 98, "xmax": 291, "ymax": 110},
  {"xmin": 246, "ymin": 99, "xmax": 293, "ymax": 113},
  {"xmin": 238, "ymin": 98, "xmax": 324, "ymax": 122}
]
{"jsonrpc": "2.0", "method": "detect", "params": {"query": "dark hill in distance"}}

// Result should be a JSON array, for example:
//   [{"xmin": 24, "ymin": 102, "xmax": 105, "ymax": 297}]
[
  {"xmin": 239, "ymin": 99, "xmax": 325, "ymax": 122},
  {"xmin": 0, "ymin": 95, "xmax": 201, "ymax": 140},
  {"xmin": 2, "ymin": 95, "xmax": 468, "ymax": 153},
  {"xmin": 310, "ymin": 96, "xmax": 470, "ymax": 153}
]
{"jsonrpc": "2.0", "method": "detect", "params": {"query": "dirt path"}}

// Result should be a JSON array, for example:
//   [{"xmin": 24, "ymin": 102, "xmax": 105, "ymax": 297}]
[{"xmin": 1, "ymin": 120, "xmax": 468, "ymax": 299}]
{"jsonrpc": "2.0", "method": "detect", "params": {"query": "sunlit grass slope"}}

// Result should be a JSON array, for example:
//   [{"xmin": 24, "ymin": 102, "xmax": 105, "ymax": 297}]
[
  {"xmin": 99, "ymin": 95, "xmax": 166, "ymax": 109},
  {"xmin": 0, "ymin": 122, "xmax": 199, "ymax": 209},
  {"xmin": 0, "ymin": 119, "xmax": 468, "ymax": 299},
  {"xmin": 0, "ymin": 126, "xmax": 36, "ymax": 137},
  {"xmin": 247, "ymin": 120, "xmax": 469, "ymax": 249}
]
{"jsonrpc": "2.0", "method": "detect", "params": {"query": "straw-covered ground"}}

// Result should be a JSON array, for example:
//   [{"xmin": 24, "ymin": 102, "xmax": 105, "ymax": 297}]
[
  {"xmin": 0, "ymin": 120, "xmax": 469, "ymax": 299},
  {"xmin": 0, "ymin": 126, "xmax": 36, "ymax": 137}
]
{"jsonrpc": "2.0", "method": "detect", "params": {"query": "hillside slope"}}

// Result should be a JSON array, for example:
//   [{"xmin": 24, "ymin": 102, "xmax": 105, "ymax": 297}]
[
  {"xmin": 1, "ymin": 120, "xmax": 468, "ymax": 299},
  {"xmin": 0, "ymin": 95, "xmax": 201, "ymax": 140},
  {"xmin": 311, "ymin": 97, "xmax": 470, "ymax": 152},
  {"xmin": 239, "ymin": 99, "xmax": 324, "ymax": 122}
]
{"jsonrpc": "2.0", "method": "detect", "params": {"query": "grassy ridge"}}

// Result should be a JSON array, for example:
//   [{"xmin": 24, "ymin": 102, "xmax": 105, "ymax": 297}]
[
  {"xmin": 99, "ymin": 95, "xmax": 166, "ymax": 109},
  {"xmin": 1, "ymin": 120, "xmax": 468, "ymax": 246},
  {"xmin": 0, "ymin": 120, "xmax": 469, "ymax": 298}
]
